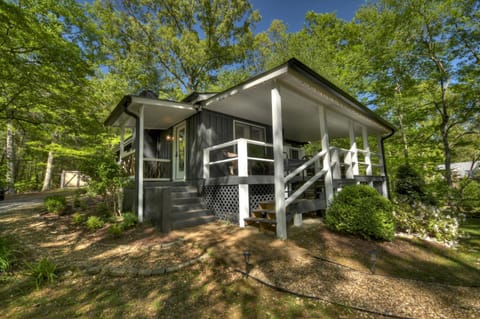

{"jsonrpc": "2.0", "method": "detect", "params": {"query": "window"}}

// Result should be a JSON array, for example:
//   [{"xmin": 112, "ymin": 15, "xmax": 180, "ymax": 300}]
[{"xmin": 234, "ymin": 121, "xmax": 266, "ymax": 142}]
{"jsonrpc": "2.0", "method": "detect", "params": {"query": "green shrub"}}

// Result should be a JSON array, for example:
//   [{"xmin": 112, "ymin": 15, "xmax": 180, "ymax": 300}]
[
  {"xmin": 121, "ymin": 212, "xmax": 138, "ymax": 229},
  {"xmin": 326, "ymin": 185, "xmax": 395, "ymax": 241},
  {"xmin": 86, "ymin": 216, "xmax": 105, "ymax": 230},
  {"xmin": 0, "ymin": 237, "xmax": 15, "ymax": 272},
  {"xmin": 108, "ymin": 223, "xmax": 124, "ymax": 237},
  {"xmin": 71, "ymin": 212, "xmax": 86, "ymax": 225},
  {"xmin": 25, "ymin": 257, "xmax": 57, "ymax": 289},
  {"xmin": 44, "ymin": 195, "xmax": 67, "ymax": 215},
  {"xmin": 459, "ymin": 179, "xmax": 480, "ymax": 213}
]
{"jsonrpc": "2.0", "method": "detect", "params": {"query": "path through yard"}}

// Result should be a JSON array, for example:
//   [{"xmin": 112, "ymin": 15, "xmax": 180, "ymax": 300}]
[{"xmin": 0, "ymin": 193, "xmax": 479, "ymax": 318}]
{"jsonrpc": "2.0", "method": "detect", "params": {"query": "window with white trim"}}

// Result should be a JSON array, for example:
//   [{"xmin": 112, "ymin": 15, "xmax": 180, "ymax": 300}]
[{"xmin": 234, "ymin": 120, "xmax": 266, "ymax": 142}]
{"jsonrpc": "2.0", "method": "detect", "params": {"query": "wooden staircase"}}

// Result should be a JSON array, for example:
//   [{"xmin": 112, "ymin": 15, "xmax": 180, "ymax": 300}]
[
  {"xmin": 244, "ymin": 181, "xmax": 327, "ymax": 232},
  {"xmin": 244, "ymin": 201, "xmax": 284, "ymax": 232}
]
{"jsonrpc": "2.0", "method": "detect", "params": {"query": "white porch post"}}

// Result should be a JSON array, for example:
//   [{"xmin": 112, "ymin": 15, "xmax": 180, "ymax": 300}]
[
  {"xmin": 319, "ymin": 105, "xmax": 333, "ymax": 204},
  {"xmin": 137, "ymin": 105, "xmax": 144, "ymax": 222},
  {"xmin": 377, "ymin": 135, "xmax": 389, "ymax": 198},
  {"xmin": 272, "ymin": 84, "xmax": 287, "ymax": 240},
  {"xmin": 119, "ymin": 125, "xmax": 125, "ymax": 164},
  {"xmin": 238, "ymin": 138, "xmax": 249, "ymax": 227},
  {"xmin": 362, "ymin": 126, "xmax": 373, "ymax": 186},
  {"xmin": 349, "ymin": 121, "xmax": 359, "ymax": 177}
]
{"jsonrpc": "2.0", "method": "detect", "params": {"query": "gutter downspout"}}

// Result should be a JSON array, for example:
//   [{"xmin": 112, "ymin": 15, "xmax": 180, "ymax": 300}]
[
  {"xmin": 121, "ymin": 96, "xmax": 143, "ymax": 218},
  {"xmin": 381, "ymin": 130, "xmax": 395, "ymax": 200}
]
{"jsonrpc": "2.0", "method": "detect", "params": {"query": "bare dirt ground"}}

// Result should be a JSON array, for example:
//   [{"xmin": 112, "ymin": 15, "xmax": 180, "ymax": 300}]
[{"xmin": 1, "ymin": 193, "xmax": 479, "ymax": 319}]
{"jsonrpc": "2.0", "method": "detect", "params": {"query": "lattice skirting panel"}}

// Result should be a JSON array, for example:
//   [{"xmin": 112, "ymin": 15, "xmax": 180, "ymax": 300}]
[
  {"xmin": 249, "ymin": 184, "xmax": 274, "ymax": 211},
  {"xmin": 203, "ymin": 184, "xmax": 275, "ymax": 224},
  {"xmin": 203, "ymin": 185, "xmax": 239, "ymax": 224}
]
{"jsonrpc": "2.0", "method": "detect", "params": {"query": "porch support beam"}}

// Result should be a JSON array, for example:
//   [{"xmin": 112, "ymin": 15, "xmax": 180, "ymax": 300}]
[
  {"xmin": 137, "ymin": 104, "xmax": 145, "ymax": 222},
  {"xmin": 319, "ymin": 105, "xmax": 333, "ymax": 204},
  {"xmin": 237, "ymin": 138, "xmax": 249, "ymax": 227},
  {"xmin": 119, "ymin": 125, "xmax": 125, "ymax": 164},
  {"xmin": 349, "ymin": 121, "xmax": 359, "ymax": 177},
  {"xmin": 377, "ymin": 134, "xmax": 389, "ymax": 198},
  {"xmin": 272, "ymin": 84, "xmax": 287, "ymax": 240},
  {"xmin": 362, "ymin": 126, "xmax": 373, "ymax": 186}
]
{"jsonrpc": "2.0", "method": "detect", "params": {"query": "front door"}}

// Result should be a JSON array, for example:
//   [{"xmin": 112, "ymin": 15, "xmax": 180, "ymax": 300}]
[{"xmin": 173, "ymin": 122, "xmax": 186, "ymax": 180}]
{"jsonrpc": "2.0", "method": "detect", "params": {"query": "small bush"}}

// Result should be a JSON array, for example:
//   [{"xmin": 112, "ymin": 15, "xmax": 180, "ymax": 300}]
[
  {"xmin": 121, "ymin": 212, "xmax": 138, "ymax": 229},
  {"xmin": 0, "ymin": 237, "xmax": 15, "ymax": 272},
  {"xmin": 458, "ymin": 179, "xmax": 480, "ymax": 213},
  {"xmin": 326, "ymin": 185, "xmax": 395, "ymax": 241},
  {"xmin": 108, "ymin": 223, "xmax": 124, "ymax": 237},
  {"xmin": 44, "ymin": 195, "xmax": 67, "ymax": 215},
  {"xmin": 395, "ymin": 202, "xmax": 462, "ymax": 244},
  {"xmin": 72, "ymin": 212, "xmax": 86, "ymax": 225},
  {"xmin": 86, "ymin": 216, "xmax": 105, "ymax": 230},
  {"xmin": 25, "ymin": 257, "xmax": 57, "ymax": 289}
]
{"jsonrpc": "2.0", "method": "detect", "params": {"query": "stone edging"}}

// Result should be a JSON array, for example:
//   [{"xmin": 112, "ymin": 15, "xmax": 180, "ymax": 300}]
[{"xmin": 72, "ymin": 251, "xmax": 210, "ymax": 277}]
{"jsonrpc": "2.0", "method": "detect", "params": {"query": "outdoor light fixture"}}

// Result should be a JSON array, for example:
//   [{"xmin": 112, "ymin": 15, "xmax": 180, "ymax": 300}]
[
  {"xmin": 243, "ymin": 250, "xmax": 251, "ymax": 274},
  {"xmin": 165, "ymin": 135, "xmax": 173, "ymax": 142}
]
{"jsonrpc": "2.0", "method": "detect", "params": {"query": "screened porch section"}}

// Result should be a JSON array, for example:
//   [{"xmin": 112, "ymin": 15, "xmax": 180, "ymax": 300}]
[{"xmin": 118, "ymin": 131, "xmax": 172, "ymax": 181}]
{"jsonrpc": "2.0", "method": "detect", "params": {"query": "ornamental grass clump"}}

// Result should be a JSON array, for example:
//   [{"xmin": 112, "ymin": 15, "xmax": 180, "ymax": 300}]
[
  {"xmin": 326, "ymin": 185, "xmax": 395, "ymax": 241},
  {"xmin": 25, "ymin": 257, "xmax": 57, "ymax": 289},
  {"xmin": 0, "ymin": 236, "xmax": 15, "ymax": 273}
]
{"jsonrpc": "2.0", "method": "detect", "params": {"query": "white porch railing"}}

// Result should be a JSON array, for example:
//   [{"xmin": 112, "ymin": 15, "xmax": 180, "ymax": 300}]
[{"xmin": 203, "ymin": 138, "xmax": 275, "ymax": 179}]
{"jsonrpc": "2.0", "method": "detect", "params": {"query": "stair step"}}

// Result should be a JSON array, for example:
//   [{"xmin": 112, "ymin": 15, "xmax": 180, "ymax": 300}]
[
  {"xmin": 171, "ymin": 203, "xmax": 206, "ymax": 213},
  {"xmin": 169, "ymin": 186, "xmax": 198, "ymax": 193},
  {"xmin": 172, "ymin": 215, "xmax": 216, "ymax": 230},
  {"xmin": 171, "ymin": 191, "xmax": 198, "ymax": 199},
  {"xmin": 172, "ymin": 209, "xmax": 212, "ymax": 221},
  {"xmin": 171, "ymin": 196, "xmax": 202, "ymax": 205},
  {"xmin": 258, "ymin": 201, "xmax": 275, "ymax": 210}
]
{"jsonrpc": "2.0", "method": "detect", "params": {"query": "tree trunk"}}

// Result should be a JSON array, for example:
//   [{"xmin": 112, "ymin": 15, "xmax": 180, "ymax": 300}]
[
  {"xmin": 41, "ymin": 151, "xmax": 54, "ymax": 191},
  {"xmin": 6, "ymin": 123, "xmax": 15, "ymax": 194}
]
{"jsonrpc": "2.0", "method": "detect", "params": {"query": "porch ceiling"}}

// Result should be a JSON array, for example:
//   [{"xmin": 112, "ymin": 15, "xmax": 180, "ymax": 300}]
[
  {"xmin": 106, "ymin": 96, "xmax": 197, "ymax": 129},
  {"xmin": 204, "ymin": 66, "xmax": 393, "ymax": 142}
]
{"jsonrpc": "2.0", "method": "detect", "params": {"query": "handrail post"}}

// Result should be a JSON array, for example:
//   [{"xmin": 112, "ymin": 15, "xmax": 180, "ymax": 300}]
[
  {"xmin": 203, "ymin": 148, "xmax": 210, "ymax": 180},
  {"xmin": 331, "ymin": 148, "xmax": 341, "ymax": 179}
]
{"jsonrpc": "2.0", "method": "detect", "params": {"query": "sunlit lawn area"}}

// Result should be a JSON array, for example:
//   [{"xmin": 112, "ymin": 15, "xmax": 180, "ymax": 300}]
[{"xmin": 1, "ymin": 201, "xmax": 479, "ymax": 319}]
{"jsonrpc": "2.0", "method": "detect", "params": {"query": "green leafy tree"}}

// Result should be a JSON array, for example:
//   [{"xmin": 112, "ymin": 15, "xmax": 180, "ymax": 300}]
[{"xmin": 88, "ymin": 0, "xmax": 260, "ymax": 98}]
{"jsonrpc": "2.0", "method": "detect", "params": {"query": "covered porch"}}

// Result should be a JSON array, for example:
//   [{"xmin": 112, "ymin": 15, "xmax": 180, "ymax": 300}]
[{"xmin": 201, "ymin": 59, "xmax": 394, "ymax": 239}]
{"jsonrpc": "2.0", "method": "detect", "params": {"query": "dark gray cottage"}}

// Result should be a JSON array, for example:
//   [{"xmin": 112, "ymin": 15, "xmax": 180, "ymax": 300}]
[{"xmin": 105, "ymin": 58, "xmax": 395, "ymax": 239}]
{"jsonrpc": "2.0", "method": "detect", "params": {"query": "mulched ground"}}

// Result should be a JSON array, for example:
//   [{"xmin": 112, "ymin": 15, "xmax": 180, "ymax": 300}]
[{"xmin": 1, "ymin": 200, "xmax": 479, "ymax": 319}]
